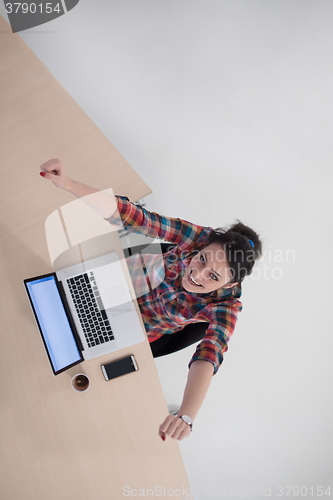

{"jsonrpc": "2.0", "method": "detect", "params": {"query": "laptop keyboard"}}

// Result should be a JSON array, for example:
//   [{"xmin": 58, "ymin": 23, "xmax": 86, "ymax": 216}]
[{"xmin": 66, "ymin": 272, "xmax": 114, "ymax": 348}]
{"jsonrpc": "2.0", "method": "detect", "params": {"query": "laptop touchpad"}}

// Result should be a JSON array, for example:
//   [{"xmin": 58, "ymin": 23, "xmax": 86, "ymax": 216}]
[{"xmin": 103, "ymin": 284, "xmax": 134, "ymax": 316}]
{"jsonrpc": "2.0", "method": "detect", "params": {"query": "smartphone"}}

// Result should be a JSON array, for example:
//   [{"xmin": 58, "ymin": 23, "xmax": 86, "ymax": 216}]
[{"xmin": 101, "ymin": 355, "xmax": 138, "ymax": 381}]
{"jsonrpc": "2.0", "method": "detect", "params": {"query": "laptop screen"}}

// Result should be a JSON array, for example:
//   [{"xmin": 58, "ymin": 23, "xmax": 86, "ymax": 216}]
[{"xmin": 24, "ymin": 274, "xmax": 83, "ymax": 375}]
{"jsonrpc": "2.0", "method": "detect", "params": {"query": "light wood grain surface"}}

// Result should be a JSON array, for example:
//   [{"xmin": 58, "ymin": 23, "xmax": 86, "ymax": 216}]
[{"xmin": 0, "ymin": 14, "xmax": 193, "ymax": 500}]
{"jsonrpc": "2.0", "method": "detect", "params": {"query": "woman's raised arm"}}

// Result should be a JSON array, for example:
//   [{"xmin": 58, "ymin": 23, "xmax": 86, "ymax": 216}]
[{"xmin": 39, "ymin": 158, "xmax": 117, "ymax": 219}]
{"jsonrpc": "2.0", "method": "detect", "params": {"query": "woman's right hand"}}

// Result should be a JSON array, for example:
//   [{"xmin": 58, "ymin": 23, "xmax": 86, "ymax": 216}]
[{"xmin": 39, "ymin": 158, "xmax": 72, "ymax": 191}]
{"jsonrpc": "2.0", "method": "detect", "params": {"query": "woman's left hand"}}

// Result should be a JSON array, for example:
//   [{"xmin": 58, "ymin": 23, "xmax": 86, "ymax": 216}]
[{"xmin": 159, "ymin": 415, "xmax": 192, "ymax": 441}]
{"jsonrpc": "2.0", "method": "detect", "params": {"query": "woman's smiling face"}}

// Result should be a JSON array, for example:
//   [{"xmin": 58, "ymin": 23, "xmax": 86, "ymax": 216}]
[{"xmin": 181, "ymin": 242, "xmax": 238, "ymax": 293}]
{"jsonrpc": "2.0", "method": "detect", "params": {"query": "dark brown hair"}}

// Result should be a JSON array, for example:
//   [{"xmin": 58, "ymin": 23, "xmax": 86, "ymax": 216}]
[{"xmin": 207, "ymin": 219, "xmax": 263, "ymax": 285}]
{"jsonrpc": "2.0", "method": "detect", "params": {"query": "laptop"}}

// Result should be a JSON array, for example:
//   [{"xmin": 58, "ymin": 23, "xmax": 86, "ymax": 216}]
[{"xmin": 23, "ymin": 252, "xmax": 146, "ymax": 376}]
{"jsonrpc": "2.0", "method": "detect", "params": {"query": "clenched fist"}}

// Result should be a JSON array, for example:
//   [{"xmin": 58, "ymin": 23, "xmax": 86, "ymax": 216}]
[
  {"xmin": 159, "ymin": 414, "xmax": 192, "ymax": 441},
  {"xmin": 39, "ymin": 158, "xmax": 72, "ymax": 191}
]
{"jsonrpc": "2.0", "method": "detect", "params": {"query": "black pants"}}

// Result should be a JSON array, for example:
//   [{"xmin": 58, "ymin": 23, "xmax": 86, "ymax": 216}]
[{"xmin": 149, "ymin": 322, "xmax": 209, "ymax": 358}]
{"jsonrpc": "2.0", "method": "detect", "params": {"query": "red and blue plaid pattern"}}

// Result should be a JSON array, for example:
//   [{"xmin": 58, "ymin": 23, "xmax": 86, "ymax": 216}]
[{"xmin": 105, "ymin": 196, "xmax": 243, "ymax": 375}]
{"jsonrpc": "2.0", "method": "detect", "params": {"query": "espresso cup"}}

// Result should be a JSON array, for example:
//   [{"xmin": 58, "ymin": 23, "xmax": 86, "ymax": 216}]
[{"xmin": 71, "ymin": 373, "xmax": 90, "ymax": 392}]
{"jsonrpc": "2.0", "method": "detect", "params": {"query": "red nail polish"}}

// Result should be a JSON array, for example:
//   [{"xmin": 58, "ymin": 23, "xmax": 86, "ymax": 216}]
[
  {"xmin": 40, "ymin": 172, "xmax": 45, "ymax": 177},
  {"xmin": 161, "ymin": 435, "xmax": 165, "ymax": 441}
]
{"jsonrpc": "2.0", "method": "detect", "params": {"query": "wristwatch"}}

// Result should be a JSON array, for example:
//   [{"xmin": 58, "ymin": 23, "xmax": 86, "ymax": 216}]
[{"xmin": 179, "ymin": 414, "xmax": 193, "ymax": 431}]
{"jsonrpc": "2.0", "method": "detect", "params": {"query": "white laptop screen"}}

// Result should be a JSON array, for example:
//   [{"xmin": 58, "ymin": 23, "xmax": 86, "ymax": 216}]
[{"xmin": 24, "ymin": 275, "xmax": 83, "ymax": 375}]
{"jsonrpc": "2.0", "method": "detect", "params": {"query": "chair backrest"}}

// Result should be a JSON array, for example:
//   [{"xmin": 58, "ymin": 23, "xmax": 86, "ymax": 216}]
[{"xmin": 123, "ymin": 242, "xmax": 176, "ymax": 258}]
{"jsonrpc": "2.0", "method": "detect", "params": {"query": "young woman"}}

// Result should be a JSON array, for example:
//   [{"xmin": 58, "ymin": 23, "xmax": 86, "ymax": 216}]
[{"xmin": 40, "ymin": 159, "xmax": 263, "ymax": 442}]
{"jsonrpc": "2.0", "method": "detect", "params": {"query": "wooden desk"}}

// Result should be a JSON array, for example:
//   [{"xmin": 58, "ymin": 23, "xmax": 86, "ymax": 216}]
[{"xmin": 0, "ymin": 15, "xmax": 193, "ymax": 500}]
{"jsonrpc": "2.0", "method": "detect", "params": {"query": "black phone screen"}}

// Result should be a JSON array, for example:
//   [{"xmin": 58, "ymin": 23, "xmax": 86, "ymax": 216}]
[{"xmin": 102, "ymin": 355, "xmax": 138, "ymax": 380}]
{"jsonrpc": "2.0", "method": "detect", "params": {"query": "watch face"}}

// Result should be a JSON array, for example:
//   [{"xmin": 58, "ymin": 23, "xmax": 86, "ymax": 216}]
[{"xmin": 180, "ymin": 415, "xmax": 192, "ymax": 426}]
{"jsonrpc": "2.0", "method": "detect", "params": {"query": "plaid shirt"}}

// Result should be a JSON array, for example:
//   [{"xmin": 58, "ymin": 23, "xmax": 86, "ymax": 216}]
[{"xmin": 104, "ymin": 196, "xmax": 243, "ymax": 375}]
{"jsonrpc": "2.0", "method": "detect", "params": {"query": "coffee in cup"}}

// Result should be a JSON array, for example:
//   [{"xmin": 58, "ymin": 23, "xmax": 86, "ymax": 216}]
[{"xmin": 71, "ymin": 373, "xmax": 90, "ymax": 392}]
